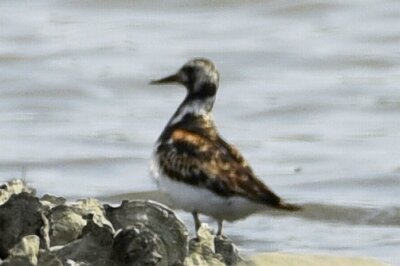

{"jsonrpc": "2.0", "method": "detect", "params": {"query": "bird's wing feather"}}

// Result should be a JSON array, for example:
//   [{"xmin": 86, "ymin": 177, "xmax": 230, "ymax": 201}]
[{"xmin": 157, "ymin": 128, "xmax": 297, "ymax": 209}]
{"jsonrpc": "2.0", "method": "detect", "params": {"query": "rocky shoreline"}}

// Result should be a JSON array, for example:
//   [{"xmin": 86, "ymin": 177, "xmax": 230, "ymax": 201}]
[
  {"xmin": 0, "ymin": 179, "xmax": 241, "ymax": 266},
  {"xmin": 0, "ymin": 179, "xmax": 389, "ymax": 266}
]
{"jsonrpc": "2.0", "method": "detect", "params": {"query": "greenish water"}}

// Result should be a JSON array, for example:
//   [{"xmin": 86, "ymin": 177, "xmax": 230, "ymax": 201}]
[{"xmin": 0, "ymin": 0, "xmax": 399, "ymax": 264}]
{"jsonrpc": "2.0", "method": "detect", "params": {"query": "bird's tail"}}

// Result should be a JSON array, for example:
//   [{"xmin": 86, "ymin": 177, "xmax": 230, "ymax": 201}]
[{"xmin": 275, "ymin": 201, "xmax": 302, "ymax": 211}]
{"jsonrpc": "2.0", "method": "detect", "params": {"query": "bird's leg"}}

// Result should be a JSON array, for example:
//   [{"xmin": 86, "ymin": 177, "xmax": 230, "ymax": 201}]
[
  {"xmin": 192, "ymin": 211, "xmax": 201, "ymax": 236},
  {"xmin": 217, "ymin": 219, "xmax": 224, "ymax": 236}
]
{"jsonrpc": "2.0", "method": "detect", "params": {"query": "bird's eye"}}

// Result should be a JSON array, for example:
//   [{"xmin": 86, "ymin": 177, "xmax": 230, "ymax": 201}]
[
  {"xmin": 182, "ymin": 66, "xmax": 194, "ymax": 76},
  {"xmin": 180, "ymin": 66, "xmax": 195, "ymax": 84}
]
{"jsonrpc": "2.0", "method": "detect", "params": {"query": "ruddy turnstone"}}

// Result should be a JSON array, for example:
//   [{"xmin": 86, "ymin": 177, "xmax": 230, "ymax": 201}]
[{"xmin": 150, "ymin": 58, "xmax": 300, "ymax": 236}]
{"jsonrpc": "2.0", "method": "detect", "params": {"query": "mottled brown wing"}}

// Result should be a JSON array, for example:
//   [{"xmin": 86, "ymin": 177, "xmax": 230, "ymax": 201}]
[{"xmin": 157, "ymin": 129, "xmax": 298, "ymax": 210}]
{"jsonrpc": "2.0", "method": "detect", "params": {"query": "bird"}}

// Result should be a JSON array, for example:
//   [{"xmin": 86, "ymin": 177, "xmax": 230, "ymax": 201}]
[{"xmin": 150, "ymin": 58, "xmax": 300, "ymax": 236}]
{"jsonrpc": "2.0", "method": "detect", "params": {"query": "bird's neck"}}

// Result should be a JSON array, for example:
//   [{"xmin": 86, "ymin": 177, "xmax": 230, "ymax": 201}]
[
  {"xmin": 171, "ymin": 81, "xmax": 218, "ymax": 123},
  {"xmin": 168, "ymin": 94, "xmax": 215, "ymax": 126}
]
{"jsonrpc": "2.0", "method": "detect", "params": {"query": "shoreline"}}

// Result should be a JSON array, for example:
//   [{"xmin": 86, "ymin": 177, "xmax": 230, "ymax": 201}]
[
  {"xmin": 102, "ymin": 190, "xmax": 391, "ymax": 266},
  {"xmin": 248, "ymin": 252, "xmax": 389, "ymax": 266},
  {"xmin": 0, "ymin": 179, "xmax": 390, "ymax": 266}
]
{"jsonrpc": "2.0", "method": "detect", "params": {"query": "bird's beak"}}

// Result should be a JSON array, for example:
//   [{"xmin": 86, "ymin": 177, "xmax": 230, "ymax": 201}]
[{"xmin": 149, "ymin": 73, "xmax": 180, "ymax": 85}]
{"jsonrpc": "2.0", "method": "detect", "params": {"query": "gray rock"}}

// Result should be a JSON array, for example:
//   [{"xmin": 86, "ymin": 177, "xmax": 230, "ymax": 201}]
[
  {"xmin": 111, "ymin": 225, "xmax": 165, "ymax": 266},
  {"xmin": 64, "ymin": 260, "xmax": 91, "ymax": 266},
  {"xmin": 71, "ymin": 198, "xmax": 114, "ymax": 231},
  {"xmin": 41, "ymin": 211, "xmax": 51, "ymax": 252},
  {"xmin": 0, "ymin": 179, "xmax": 245, "ymax": 266},
  {"xmin": 49, "ymin": 198, "xmax": 114, "ymax": 247},
  {"xmin": 105, "ymin": 200, "xmax": 188, "ymax": 266},
  {"xmin": 0, "ymin": 193, "xmax": 46, "ymax": 259},
  {"xmin": 49, "ymin": 205, "xmax": 87, "ymax": 246},
  {"xmin": 0, "ymin": 189, "xmax": 10, "ymax": 206},
  {"xmin": 54, "ymin": 214, "xmax": 114, "ymax": 266},
  {"xmin": 40, "ymin": 194, "xmax": 66, "ymax": 209},
  {"xmin": 1, "ymin": 235, "xmax": 40, "ymax": 266},
  {"xmin": 184, "ymin": 225, "xmax": 244, "ymax": 266},
  {"xmin": 1, "ymin": 257, "xmax": 31, "ymax": 266},
  {"xmin": 38, "ymin": 251, "xmax": 63, "ymax": 266},
  {"xmin": 215, "ymin": 235, "xmax": 243, "ymax": 266},
  {"xmin": 184, "ymin": 224, "xmax": 225, "ymax": 266},
  {"xmin": 0, "ymin": 179, "xmax": 35, "ymax": 205}
]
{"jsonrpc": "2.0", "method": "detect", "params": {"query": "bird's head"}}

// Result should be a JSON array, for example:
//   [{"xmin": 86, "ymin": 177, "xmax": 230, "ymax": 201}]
[{"xmin": 150, "ymin": 58, "xmax": 219, "ymax": 98}]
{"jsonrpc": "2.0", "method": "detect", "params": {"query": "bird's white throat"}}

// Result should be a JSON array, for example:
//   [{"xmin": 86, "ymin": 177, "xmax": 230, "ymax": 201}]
[{"xmin": 169, "ymin": 96, "xmax": 215, "ymax": 125}]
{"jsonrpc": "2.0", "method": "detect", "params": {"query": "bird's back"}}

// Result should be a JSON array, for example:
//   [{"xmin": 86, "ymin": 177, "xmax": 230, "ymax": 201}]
[{"xmin": 154, "ymin": 113, "xmax": 299, "ymax": 211}]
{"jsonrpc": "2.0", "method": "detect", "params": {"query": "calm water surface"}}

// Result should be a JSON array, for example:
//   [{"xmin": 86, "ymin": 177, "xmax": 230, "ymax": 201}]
[{"xmin": 0, "ymin": 0, "xmax": 399, "ymax": 264}]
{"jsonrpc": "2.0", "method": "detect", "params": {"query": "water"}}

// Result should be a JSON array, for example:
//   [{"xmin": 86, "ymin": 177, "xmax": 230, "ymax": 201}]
[{"xmin": 0, "ymin": 0, "xmax": 399, "ymax": 264}]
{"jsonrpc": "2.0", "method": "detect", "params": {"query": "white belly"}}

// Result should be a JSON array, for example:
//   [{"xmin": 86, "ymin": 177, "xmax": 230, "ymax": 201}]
[{"xmin": 150, "ymin": 155, "xmax": 264, "ymax": 221}]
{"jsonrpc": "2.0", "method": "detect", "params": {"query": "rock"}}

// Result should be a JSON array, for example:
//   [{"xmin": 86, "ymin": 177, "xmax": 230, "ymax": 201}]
[
  {"xmin": 49, "ymin": 205, "xmax": 87, "ymax": 246},
  {"xmin": 105, "ymin": 200, "xmax": 188, "ymax": 266},
  {"xmin": 40, "ymin": 194, "xmax": 66, "ymax": 209},
  {"xmin": 215, "ymin": 235, "xmax": 243, "ymax": 266},
  {"xmin": 0, "ymin": 180, "xmax": 248, "ymax": 266},
  {"xmin": 0, "ymin": 179, "xmax": 35, "ymax": 205},
  {"xmin": 40, "ymin": 211, "xmax": 51, "ymax": 251},
  {"xmin": 1, "ymin": 235, "xmax": 40, "ymax": 266},
  {"xmin": 184, "ymin": 224, "xmax": 225, "ymax": 266},
  {"xmin": 111, "ymin": 225, "xmax": 165, "ymax": 266},
  {"xmin": 71, "ymin": 198, "xmax": 114, "ymax": 231},
  {"xmin": 38, "ymin": 251, "xmax": 63, "ymax": 266},
  {"xmin": 49, "ymin": 198, "xmax": 114, "ymax": 247},
  {"xmin": 0, "ymin": 189, "xmax": 10, "ymax": 207},
  {"xmin": 54, "ymin": 214, "xmax": 114, "ymax": 266},
  {"xmin": 0, "ymin": 257, "xmax": 30, "ymax": 266},
  {"xmin": 0, "ymin": 193, "xmax": 46, "ymax": 259},
  {"xmin": 64, "ymin": 260, "xmax": 91, "ymax": 266}
]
